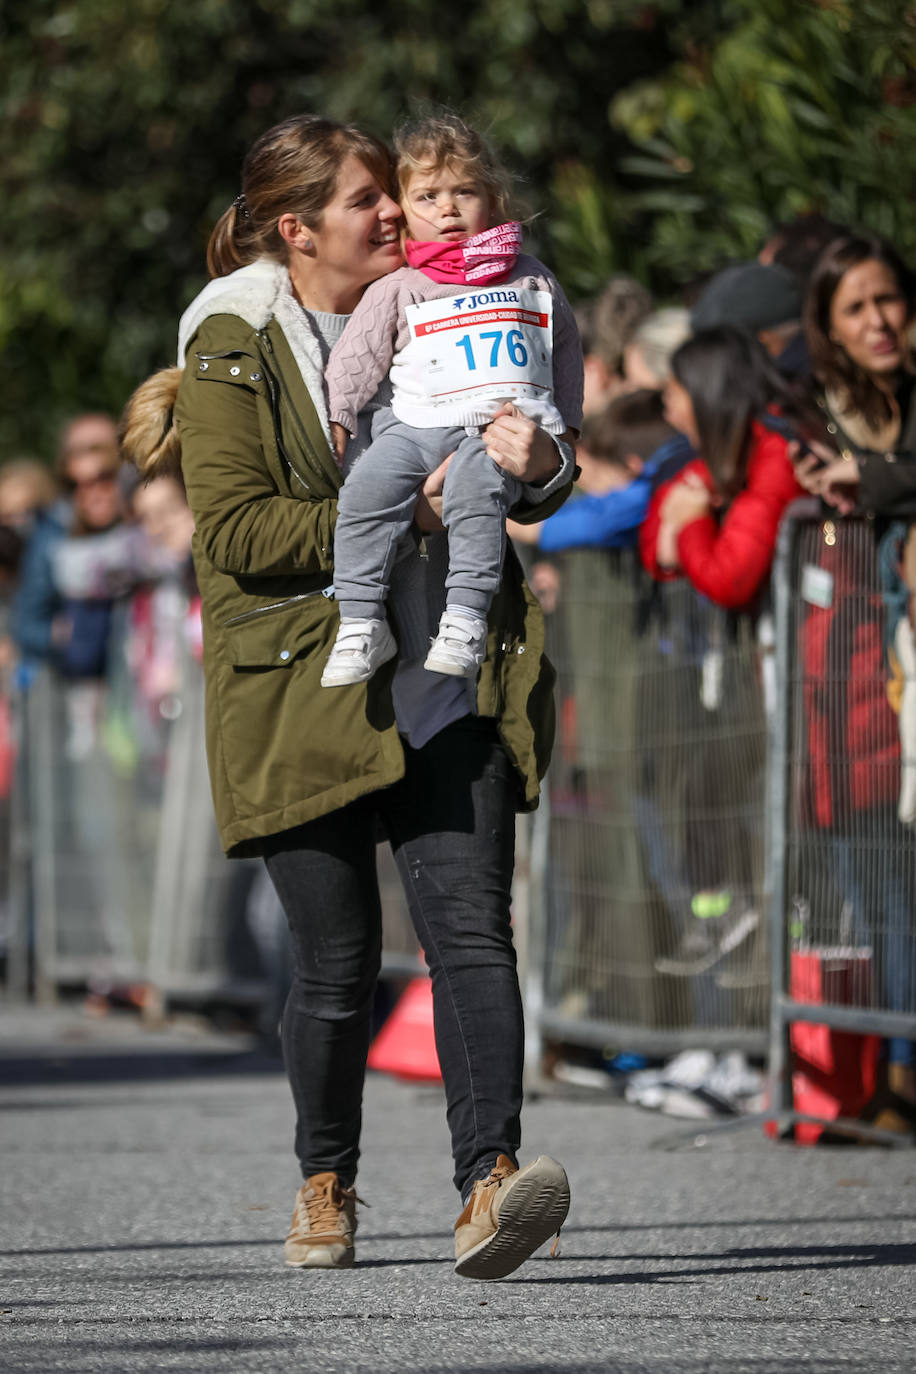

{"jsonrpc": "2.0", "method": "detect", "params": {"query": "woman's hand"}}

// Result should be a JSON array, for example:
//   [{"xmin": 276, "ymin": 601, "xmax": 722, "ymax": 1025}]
[
  {"xmin": 792, "ymin": 442, "xmax": 860, "ymax": 514},
  {"xmin": 485, "ymin": 404, "xmax": 563, "ymax": 483},
  {"xmin": 329, "ymin": 422, "xmax": 349, "ymax": 466},
  {"xmin": 413, "ymin": 455, "xmax": 452, "ymax": 532},
  {"xmin": 818, "ymin": 457, "xmax": 861, "ymax": 513},
  {"xmin": 660, "ymin": 471, "xmax": 713, "ymax": 532}
]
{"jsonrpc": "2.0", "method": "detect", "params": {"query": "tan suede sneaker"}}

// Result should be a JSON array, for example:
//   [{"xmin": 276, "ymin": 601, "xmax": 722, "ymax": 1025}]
[
  {"xmin": 454, "ymin": 1154, "xmax": 570, "ymax": 1280},
  {"xmin": 285, "ymin": 1172, "xmax": 360, "ymax": 1269}
]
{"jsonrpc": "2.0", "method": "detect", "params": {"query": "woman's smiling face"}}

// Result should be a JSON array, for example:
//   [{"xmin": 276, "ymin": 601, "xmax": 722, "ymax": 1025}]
[{"xmin": 306, "ymin": 154, "xmax": 402, "ymax": 291}]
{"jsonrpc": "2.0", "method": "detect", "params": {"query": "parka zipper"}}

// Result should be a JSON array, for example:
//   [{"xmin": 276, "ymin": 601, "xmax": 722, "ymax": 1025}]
[
  {"xmin": 249, "ymin": 331, "xmax": 314, "ymax": 492},
  {"xmin": 222, "ymin": 587, "xmax": 333, "ymax": 628},
  {"xmin": 256, "ymin": 328, "xmax": 337, "ymax": 494}
]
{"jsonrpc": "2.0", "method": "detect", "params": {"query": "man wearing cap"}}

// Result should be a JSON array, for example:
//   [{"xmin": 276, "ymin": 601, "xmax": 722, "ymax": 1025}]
[{"xmin": 690, "ymin": 261, "xmax": 808, "ymax": 378}]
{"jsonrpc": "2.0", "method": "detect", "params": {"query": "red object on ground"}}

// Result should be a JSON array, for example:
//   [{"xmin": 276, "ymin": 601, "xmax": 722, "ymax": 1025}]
[
  {"xmin": 787, "ymin": 948, "xmax": 880, "ymax": 1144},
  {"xmin": 367, "ymin": 977, "xmax": 442, "ymax": 1083}
]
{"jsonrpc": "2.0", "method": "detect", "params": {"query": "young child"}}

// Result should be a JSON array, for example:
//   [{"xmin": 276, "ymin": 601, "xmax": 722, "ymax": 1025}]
[{"xmin": 321, "ymin": 114, "xmax": 583, "ymax": 686}]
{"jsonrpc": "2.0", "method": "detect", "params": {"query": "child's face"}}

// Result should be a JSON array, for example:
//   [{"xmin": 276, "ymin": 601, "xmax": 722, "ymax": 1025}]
[
  {"xmin": 402, "ymin": 163, "xmax": 491, "ymax": 243},
  {"xmin": 663, "ymin": 377, "xmax": 700, "ymax": 448}
]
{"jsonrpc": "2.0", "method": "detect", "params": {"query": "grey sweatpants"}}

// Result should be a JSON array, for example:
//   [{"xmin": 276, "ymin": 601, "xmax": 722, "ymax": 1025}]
[{"xmin": 333, "ymin": 408, "xmax": 523, "ymax": 622}]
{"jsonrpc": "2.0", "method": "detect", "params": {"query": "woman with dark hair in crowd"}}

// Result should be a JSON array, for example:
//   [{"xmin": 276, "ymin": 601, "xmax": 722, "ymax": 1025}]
[
  {"xmin": 639, "ymin": 325, "xmax": 804, "ymax": 607},
  {"xmin": 637, "ymin": 327, "xmax": 804, "ymax": 990},
  {"xmin": 795, "ymin": 232, "xmax": 916, "ymax": 516},
  {"xmin": 123, "ymin": 113, "xmax": 575, "ymax": 1276},
  {"xmin": 793, "ymin": 231, "xmax": 916, "ymax": 1133}
]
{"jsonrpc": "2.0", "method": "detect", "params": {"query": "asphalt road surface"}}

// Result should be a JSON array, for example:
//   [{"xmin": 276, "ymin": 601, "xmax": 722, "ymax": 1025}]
[{"xmin": 1, "ymin": 1006, "xmax": 913, "ymax": 1373}]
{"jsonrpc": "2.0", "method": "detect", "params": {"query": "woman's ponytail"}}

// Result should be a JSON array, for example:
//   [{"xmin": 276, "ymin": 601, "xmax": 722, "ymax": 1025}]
[{"xmin": 206, "ymin": 200, "xmax": 256, "ymax": 280}]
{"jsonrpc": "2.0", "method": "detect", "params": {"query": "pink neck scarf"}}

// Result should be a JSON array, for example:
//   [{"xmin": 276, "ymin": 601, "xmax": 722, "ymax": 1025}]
[{"xmin": 404, "ymin": 221, "xmax": 522, "ymax": 286}]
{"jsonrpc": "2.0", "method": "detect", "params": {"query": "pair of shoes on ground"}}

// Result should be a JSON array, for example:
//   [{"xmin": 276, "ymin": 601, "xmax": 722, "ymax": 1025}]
[
  {"xmin": 624, "ymin": 1049, "xmax": 763, "ymax": 1119},
  {"xmin": 321, "ymin": 610, "xmax": 487, "ymax": 687},
  {"xmin": 285, "ymin": 1154, "xmax": 570, "ymax": 1278}
]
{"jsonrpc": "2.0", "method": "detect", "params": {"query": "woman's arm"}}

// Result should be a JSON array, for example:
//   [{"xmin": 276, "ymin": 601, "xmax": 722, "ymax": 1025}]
[
  {"xmin": 415, "ymin": 416, "xmax": 576, "ymax": 532},
  {"xmin": 175, "ymin": 359, "xmax": 337, "ymax": 578},
  {"xmin": 793, "ymin": 440, "xmax": 916, "ymax": 519},
  {"xmin": 854, "ymin": 452, "xmax": 916, "ymax": 518},
  {"xmin": 482, "ymin": 410, "xmax": 575, "ymax": 523}
]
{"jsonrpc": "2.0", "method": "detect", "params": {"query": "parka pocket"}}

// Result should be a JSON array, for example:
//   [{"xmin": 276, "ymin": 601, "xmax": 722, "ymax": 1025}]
[{"xmin": 222, "ymin": 591, "xmax": 334, "ymax": 668}]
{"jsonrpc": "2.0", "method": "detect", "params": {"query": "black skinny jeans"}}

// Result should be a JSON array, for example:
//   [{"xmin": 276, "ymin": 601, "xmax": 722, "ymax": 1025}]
[{"xmin": 260, "ymin": 715, "xmax": 524, "ymax": 1198}]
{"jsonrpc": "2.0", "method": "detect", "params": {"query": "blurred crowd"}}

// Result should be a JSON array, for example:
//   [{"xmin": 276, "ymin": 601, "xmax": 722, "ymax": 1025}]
[
  {"xmin": 509, "ymin": 215, "xmax": 916, "ymax": 1134},
  {"xmin": 2, "ymin": 212, "xmax": 914, "ymax": 1133}
]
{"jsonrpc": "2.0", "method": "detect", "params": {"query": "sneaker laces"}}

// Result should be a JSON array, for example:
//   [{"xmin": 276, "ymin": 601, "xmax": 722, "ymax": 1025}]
[
  {"xmin": 298, "ymin": 1177, "xmax": 367, "ymax": 1235},
  {"xmin": 482, "ymin": 1159, "xmax": 515, "ymax": 1189}
]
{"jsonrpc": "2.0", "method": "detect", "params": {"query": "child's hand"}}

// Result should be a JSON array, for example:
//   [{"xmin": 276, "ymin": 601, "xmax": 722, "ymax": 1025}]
[{"xmin": 330, "ymin": 422, "xmax": 349, "ymax": 465}]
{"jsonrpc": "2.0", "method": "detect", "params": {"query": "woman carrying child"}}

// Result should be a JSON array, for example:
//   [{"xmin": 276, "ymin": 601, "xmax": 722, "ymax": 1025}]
[{"xmin": 123, "ymin": 112, "xmax": 576, "ymax": 1276}]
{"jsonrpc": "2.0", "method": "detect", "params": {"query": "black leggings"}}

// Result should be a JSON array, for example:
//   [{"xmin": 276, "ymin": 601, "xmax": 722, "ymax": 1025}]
[{"xmin": 260, "ymin": 716, "xmax": 524, "ymax": 1197}]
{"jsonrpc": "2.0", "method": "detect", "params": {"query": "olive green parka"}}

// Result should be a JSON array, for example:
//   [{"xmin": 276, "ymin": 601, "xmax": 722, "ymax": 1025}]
[{"xmin": 167, "ymin": 260, "xmax": 572, "ymax": 855}]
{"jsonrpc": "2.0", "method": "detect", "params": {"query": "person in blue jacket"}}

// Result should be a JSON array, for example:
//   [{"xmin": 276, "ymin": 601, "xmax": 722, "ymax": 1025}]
[
  {"xmin": 12, "ymin": 414, "xmax": 123, "ymax": 680},
  {"xmin": 509, "ymin": 389, "xmax": 686, "ymax": 557}
]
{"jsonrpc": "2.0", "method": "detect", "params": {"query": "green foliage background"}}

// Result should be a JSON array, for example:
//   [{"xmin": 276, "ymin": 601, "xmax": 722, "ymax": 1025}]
[{"xmin": 2, "ymin": 0, "xmax": 915, "ymax": 460}]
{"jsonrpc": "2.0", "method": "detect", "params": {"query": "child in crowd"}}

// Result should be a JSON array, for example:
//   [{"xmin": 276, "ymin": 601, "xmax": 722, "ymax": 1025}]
[
  {"xmin": 640, "ymin": 325, "xmax": 805, "ymax": 610},
  {"xmin": 321, "ymin": 113, "xmax": 582, "ymax": 686},
  {"xmin": 509, "ymin": 389, "xmax": 677, "ymax": 556}
]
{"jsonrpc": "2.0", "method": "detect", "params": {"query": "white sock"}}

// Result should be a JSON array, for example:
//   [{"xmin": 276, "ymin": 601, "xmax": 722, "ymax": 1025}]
[{"xmin": 446, "ymin": 605, "xmax": 486, "ymax": 627}]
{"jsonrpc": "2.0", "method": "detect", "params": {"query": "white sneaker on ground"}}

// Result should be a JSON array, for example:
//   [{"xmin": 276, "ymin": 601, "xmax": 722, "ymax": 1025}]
[
  {"xmin": 624, "ymin": 1049, "xmax": 716, "ymax": 1100},
  {"xmin": 321, "ymin": 617, "xmax": 397, "ymax": 687},
  {"xmin": 424, "ymin": 610, "xmax": 488, "ymax": 678}
]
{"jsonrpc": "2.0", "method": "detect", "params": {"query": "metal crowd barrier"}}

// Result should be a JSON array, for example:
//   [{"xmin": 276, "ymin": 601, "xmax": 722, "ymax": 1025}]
[
  {"xmin": 525, "ymin": 509, "xmax": 915, "ymax": 1120},
  {"xmin": 7, "ymin": 511, "xmax": 914, "ymax": 1123},
  {"xmin": 526, "ymin": 545, "xmax": 770, "ymax": 1065},
  {"xmin": 767, "ymin": 502, "xmax": 916, "ymax": 1136},
  {"xmin": 4, "ymin": 591, "xmax": 419, "ymax": 1011}
]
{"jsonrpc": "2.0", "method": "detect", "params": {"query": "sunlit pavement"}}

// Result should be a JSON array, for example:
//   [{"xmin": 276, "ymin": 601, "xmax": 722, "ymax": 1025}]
[{"xmin": 0, "ymin": 1004, "xmax": 913, "ymax": 1373}]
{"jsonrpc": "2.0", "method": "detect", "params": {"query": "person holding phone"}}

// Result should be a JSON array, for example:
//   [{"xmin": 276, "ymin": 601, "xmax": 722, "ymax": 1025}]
[{"xmin": 793, "ymin": 233, "xmax": 916, "ymax": 515}]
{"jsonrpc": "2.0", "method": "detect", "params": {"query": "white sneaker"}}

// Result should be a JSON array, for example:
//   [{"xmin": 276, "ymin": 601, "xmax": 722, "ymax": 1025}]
[
  {"xmin": 424, "ymin": 610, "xmax": 488, "ymax": 678},
  {"xmin": 321, "ymin": 617, "xmax": 397, "ymax": 687}
]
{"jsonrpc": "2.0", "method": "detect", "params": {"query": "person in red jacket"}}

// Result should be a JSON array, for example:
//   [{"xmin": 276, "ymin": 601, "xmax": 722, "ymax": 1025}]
[{"xmin": 640, "ymin": 326, "xmax": 805, "ymax": 610}]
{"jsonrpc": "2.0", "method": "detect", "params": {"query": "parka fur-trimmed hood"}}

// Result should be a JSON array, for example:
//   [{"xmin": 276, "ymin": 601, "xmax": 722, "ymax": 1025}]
[{"xmin": 120, "ymin": 258, "xmax": 333, "ymax": 479}]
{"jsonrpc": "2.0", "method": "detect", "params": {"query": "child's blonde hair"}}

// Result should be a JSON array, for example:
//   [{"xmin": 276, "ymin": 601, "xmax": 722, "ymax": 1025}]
[{"xmin": 394, "ymin": 113, "xmax": 521, "ymax": 225}]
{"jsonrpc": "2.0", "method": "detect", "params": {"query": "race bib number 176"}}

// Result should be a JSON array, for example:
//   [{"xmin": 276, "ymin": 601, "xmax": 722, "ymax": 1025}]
[{"xmin": 404, "ymin": 287, "xmax": 554, "ymax": 409}]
